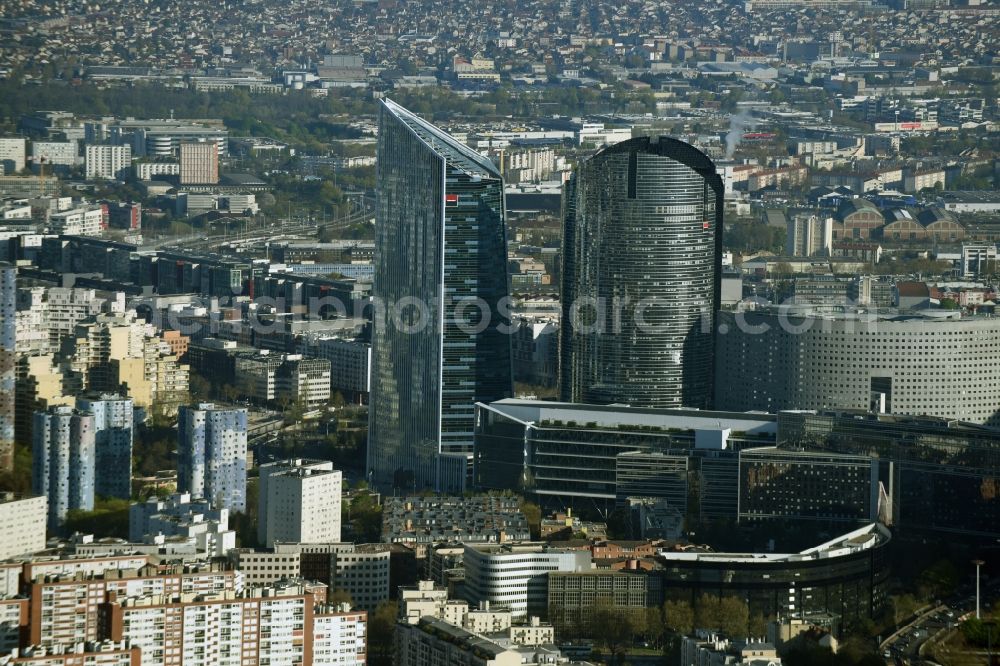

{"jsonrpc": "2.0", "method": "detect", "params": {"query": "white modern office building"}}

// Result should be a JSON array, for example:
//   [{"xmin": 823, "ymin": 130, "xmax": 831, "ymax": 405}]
[
  {"xmin": 33, "ymin": 140, "xmax": 79, "ymax": 167},
  {"xmin": 463, "ymin": 543, "xmax": 592, "ymax": 618},
  {"xmin": 47, "ymin": 206, "xmax": 105, "ymax": 236}
]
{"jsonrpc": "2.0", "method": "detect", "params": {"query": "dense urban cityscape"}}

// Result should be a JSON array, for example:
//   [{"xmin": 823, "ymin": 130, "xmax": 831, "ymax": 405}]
[{"xmin": 0, "ymin": 0, "xmax": 997, "ymax": 663}]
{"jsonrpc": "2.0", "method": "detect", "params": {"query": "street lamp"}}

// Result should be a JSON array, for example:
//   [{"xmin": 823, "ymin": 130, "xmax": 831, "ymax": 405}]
[{"xmin": 974, "ymin": 559, "xmax": 985, "ymax": 620}]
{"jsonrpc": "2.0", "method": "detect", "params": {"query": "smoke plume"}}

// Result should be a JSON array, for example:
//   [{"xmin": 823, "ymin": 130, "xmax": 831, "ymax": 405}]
[{"xmin": 725, "ymin": 111, "xmax": 754, "ymax": 160}]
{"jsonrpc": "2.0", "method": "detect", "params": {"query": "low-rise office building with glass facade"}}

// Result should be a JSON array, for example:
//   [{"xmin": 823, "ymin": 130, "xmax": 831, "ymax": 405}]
[
  {"xmin": 778, "ymin": 410, "xmax": 1000, "ymax": 539},
  {"xmin": 658, "ymin": 523, "xmax": 891, "ymax": 624},
  {"xmin": 472, "ymin": 399, "xmax": 777, "ymax": 517},
  {"xmin": 738, "ymin": 447, "xmax": 880, "ymax": 524}
]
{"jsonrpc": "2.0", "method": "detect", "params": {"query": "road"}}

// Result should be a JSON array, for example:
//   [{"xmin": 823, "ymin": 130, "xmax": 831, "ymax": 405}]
[
  {"xmin": 884, "ymin": 584, "xmax": 998, "ymax": 665},
  {"xmin": 141, "ymin": 204, "xmax": 374, "ymax": 253}
]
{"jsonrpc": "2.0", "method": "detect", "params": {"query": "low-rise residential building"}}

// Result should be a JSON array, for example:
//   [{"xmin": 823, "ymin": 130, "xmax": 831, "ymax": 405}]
[
  {"xmin": 396, "ymin": 616, "xmax": 563, "ymax": 666},
  {"xmin": 400, "ymin": 580, "xmax": 470, "ymax": 626},
  {"xmin": 2, "ymin": 641, "xmax": 141, "ymax": 666},
  {"xmin": 129, "ymin": 492, "xmax": 234, "ymax": 557},
  {"xmin": 382, "ymin": 496, "xmax": 530, "ymax": 546},
  {"xmin": 681, "ymin": 634, "xmax": 782, "ymax": 666},
  {"xmin": 234, "ymin": 352, "xmax": 331, "ymax": 407},
  {"xmin": 903, "ymin": 168, "xmax": 945, "ymax": 193},
  {"xmin": 235, "ymin": 542, "xmax": 392, "ymax": 611}
]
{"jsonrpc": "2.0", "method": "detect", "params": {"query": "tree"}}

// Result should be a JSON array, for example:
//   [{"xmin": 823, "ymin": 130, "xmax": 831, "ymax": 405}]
[
  {"xmin": 695, "ymin": 594, "xmax": 720, "ymax": 632},
  {"xmin": 695, "ymin": 595, "xmax": 749, "ymax": 639},
  {"xmin": 589, "ymin": 601, "xmax": 635, "ymax": 664},
  {"xmin": 645, "ymin": 605, "xmax": 666, "ymax": 648},
  {"xmin": 748, "ymin": 612, "xmax": 768, "ymax": 639},
  {"xmin": 284, "ymin": 397, "xmax": 308, "ymax": 425},
  {"xmin": 189, "ymin": 373, "xmax": 212, "ymax": 401},
  {"xmin": 919, "ymin": 559, "xmax": 959, "ymax": 599},
  {"xmin": 940, "ymin": 298, "xmax": 960, "ymax": 310},
  {"xmin": 327, "ymin": 588, "xmax": 353, "ymax": 607},
  {"xmin": 344, "ymin": 490, "xmax": 382, "ymax": 543},
  {"xmin": 664, "ymin": 599, "xmax": 695, "ymax": 636},
  {"xmin": 0, "ymin": 445, "xmax": 32, "ymax": 493},
  {"xmin": 891, "ymin": 594, "xmax": 921, "ymax": 628},
  {"xmin": 230, "ymin": 477, "xmax": 259, "ymax": 548},
  {"xmin": 367, "ymin": 601, "xmax": 399, "ymax": 666},
  {"xmin": 772, "ymin": 262, "xmax": 796, "ymax": 278},
  {"xmin": 717, "ymin": 596, "xmax": 749, "ymax": 639},
  {"xmin": 63, "ymin": 498, "xmax": 131, "ymax": 538},
  {"xmin": 519, "ymin": 499, "xmax": 541, "ymax": 539}
]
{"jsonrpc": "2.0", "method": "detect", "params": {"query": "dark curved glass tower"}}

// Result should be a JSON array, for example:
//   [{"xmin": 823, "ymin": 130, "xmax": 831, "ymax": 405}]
[
  {"xmin": 559, "ymin": 136, "xmax": 723, "ymax": 409},
  {"xmin": 368, "ymin": 99, "xmax": 513, "ymax": 492}
]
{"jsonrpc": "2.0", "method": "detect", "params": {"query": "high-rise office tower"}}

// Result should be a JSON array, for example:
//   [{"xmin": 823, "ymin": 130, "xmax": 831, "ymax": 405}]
[
  {"xmin": 179, "ymin": 141, "xmax": 219, "ymax": 184},
  {"xmin": 559, "ymin": 136, "xmax": 723, "ymax": 409},
  {"xmin": 77, "ymin": 394, "xmax": 133, "ymax": 499},
  {"xmin": 368, "ymin": 99, "xmax": 513, "ymax": 492},
  {"xmin": 0, "ymin": 264, "xmax": 14, "ymax": 472},
  {"xmin": 32, "ymin": 405, "xmax": 96, "ymax": 528},
  {"xmin": 178, "ymin": 403, "xmax": 248, "ymax": 511}
]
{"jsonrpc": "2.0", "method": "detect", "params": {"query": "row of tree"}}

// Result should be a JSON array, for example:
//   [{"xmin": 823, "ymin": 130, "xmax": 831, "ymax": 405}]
[{"xmin": 550, "ymin": 595, "xmax": 766, "ymax": 661}]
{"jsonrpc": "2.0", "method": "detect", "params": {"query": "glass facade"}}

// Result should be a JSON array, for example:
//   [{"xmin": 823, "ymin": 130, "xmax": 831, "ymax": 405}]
[
  {"xmin": 778, "ymin": 410, "xmax": 1000, "ymax": 539},
  {"xmin": 560, "ymin": 137, "xmax": 723, "ymax": 409},
  {"xmin": 660, "ymin": 531, "xmax": 890, "ymax": 624},
  {"xmin": 738, "ymin": 447, "xmax": 879, "ymax": 523},
  {"xmin": 473, "ymin": 400, "xmax": 775, "ymax": 517},
  {"xmin": 369, "ymin": 100, "xmax": 512, "ymax": 492}
]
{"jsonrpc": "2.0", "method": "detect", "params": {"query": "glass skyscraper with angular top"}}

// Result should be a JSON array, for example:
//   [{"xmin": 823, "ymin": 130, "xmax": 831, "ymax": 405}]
[
  {"xmin": 368, "ymin": 99, "xmax": 513, "ymax": 492},
  {"xmin": 559, "ymin": 136, "xmax": 723, "ymax": 409}
]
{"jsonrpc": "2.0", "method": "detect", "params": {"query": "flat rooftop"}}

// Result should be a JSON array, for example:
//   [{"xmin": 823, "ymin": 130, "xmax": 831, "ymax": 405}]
[
  {"xmin": 658, "ymin": 523, "xmax": 889, "ymax": 565},
  {"xmin": 478, "ymin": 399, "xmax": 777, "ymax": 435}
]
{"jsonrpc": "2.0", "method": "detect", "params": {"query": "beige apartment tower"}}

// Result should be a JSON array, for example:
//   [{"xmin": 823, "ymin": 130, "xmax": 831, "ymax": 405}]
[{"xmin": 179, "ymin": 141, "xmax": 219, "ymax": 184}]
